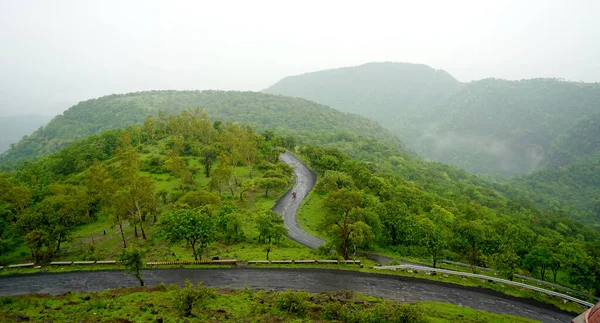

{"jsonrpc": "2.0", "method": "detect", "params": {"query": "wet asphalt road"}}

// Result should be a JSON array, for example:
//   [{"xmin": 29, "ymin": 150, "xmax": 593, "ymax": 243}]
[
  {"xmin": 0, "ymin": 268, "xmax": 574, "ymax": 322},
  {"xmin": 273, "ymin": 152, "xmax": 325, "ymax": 249}
]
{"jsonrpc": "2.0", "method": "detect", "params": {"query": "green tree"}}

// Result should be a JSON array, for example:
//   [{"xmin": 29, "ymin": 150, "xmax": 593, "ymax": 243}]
[
  {"xmin": 348, "ymin": 221, "xmax": 373, "ymax": 261},
  {"xmin": 240, "ymin": 126, "xmax": 260, "ymax": 178},
  {"xmin": 160, "ymin": 207, "xmax": 217, "ymax": 261},
  {"xmin": 24, "ymin": 229, "xmax": 49, "ymax": 264},
  {"xmin": 238, "ymin": 180, "xmax": 255, "ymax": 201},
  {"xmin": 257, "ymin": 211, "xmax": 288, "ymax": 260},
  {"xmin": 166, "ymin": 155, "xmax": 193, "ymax": 192},
  {"xmin": 218, "ymin": 123, "xmax": 245, "ymax": 184},
  {"xmin": 258, "ymin": 177, "xmax": 287, "ymax": 197},
  {"xmin": 198, "ymin": 144, "xmax": 219, "ymax": 177},
  {"xmin": 209, "ymin": 156, "xmax": 233, "ymax": 195},
  {"xmin": 524, "ymin": 244, "xmax": 553, "ymax": 281},
  {"xmin": 456, "ymin": 220, "xmax": 488, "ymax": 273},
  {"xmin": 323, "ymin": 188, "xmax": 364, "ymax": 259},
  {"xmin": 119, "ymin": 247, "xmax": 146, "ymax": 286},
  {"xmin": 417, "ymin": 218, "xmax": 447, "ymax": 268}
]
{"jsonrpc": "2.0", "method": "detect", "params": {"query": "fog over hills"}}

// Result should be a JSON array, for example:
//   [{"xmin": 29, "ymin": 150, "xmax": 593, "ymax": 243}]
[{"xmin": 265, "ymin": 62, "xmax": 600, "ymax": 176}]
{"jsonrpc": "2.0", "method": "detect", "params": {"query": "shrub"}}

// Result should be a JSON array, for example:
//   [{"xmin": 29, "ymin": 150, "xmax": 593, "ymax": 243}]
[
  {"xmin": 172, "ymin": 280, "xmax": 213, "ymax": 316},
  {"xmin": 373, "ymin": 303, "xmax": 427, "ymax": 323},
  {"xmin": 275, "ymin": 290, "xmax": 310, "ymax": 316}
]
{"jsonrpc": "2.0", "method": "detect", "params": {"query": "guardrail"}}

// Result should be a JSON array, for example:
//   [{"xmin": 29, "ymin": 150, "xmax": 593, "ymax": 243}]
[
  {"xmin": 438, "ymin": 260, "xmax": 600, "ymax": 302},
  {"xmin": 374, "ymin": 264, "xmax": 594, "ymax": 308}
]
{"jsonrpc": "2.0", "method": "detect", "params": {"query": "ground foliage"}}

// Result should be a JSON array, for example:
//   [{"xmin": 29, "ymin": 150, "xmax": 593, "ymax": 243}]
[{"xmin": 0, "ymin": 287, "xmax": 538, "ymax": 323}]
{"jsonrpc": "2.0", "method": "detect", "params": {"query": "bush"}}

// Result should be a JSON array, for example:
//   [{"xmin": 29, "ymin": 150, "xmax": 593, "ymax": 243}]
[
  {"xmin": 275, "ymin": 290, "xmax": 310, "ymax": 316},
  {"xmin": 373, "ymin": 303, "xmax": 427, "ymax": 323},
  {"xmin": 172, "ymin": 280, "xmax": 213, "ymax": 316}
]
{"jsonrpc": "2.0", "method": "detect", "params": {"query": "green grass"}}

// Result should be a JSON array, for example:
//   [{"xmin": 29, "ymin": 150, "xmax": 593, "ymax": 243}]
[
  {"xmin": 0, "ymin": 286, "xmax": 542, "ymax": 323},
  {"xmin": 296, "ymin": 190, "xmax": 328, "ymax": 239}
]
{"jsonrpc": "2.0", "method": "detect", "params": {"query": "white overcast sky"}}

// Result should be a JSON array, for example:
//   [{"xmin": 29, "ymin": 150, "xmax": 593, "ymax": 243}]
[{"xmin": 1, "ymin": 0, "xmax": 599, "ymax": 115}]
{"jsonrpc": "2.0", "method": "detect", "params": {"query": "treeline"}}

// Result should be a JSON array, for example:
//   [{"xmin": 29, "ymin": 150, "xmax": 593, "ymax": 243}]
[
  {"xmin": 300, "ymin": 145, "xmax": 600, "ymax": 294},
  {"xmin": 0, "ymin": 109, "xmax": 295, "ymax": 263}
]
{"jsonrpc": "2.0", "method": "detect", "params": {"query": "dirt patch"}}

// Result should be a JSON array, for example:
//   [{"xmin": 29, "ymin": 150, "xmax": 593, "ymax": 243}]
[{"xmin": 215, "ymin": 288, "xmax": 238, "ymax": 295}]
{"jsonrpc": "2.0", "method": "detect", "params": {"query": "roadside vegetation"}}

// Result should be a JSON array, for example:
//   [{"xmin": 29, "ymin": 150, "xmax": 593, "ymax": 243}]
[{"xmin": 0, "ymin": 286, "xmax": 539, "ymax": 323}]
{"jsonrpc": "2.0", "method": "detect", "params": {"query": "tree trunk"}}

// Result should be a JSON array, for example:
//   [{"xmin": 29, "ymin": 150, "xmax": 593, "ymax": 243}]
[
  {"xmin": 265, "ymin": 187, "xmax": 269, "ymax": 197},
  {"xmin": 204, "ymin": 163, "xmax": 211, "ymax": 177},
  {"xmin": 119, "ymin": 222, "xmax": 127, "ymax": 249},
  {"xmin": 433, "ymin": 250, "xmax": 437, "ymax": 268},
  {"xmin": 134, "ymin": 222, "xmax": 138, "ymax": 237},
  {"xmin": 56, "ymin": 240, "xmax": 62, "ymax": 256},
  {"xmin": 541, "ymin": 267, "xmax": 546, "ymax": 281},
  {"xmin": 266, "ymin": 246, "xmax": 270, "ymax": 260},
  {"xmin": 138, "ymin": 215, "xmax": 146, "ymax": 240},
  {"xmin": 153, "ymin": 213, "xmax": 158, "ymax": 224},
  {"xmin": 552, "ymin": 270, "xmax": 558, "ymax": 283},
  {"xmin": 191, "ymin": 241, "xmax": 198, "ymax": 261},
  {"xmin": 248, "ymin": 165, "xmax": 253, "ymax": 179},
  {"xmin": 135, "ymin": 201, "xmax": 147, "ymax": 240}
]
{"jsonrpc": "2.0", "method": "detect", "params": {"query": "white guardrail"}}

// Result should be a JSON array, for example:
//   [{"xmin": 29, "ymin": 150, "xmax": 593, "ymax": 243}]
[
  {"xmin": 374, "ymin": 264, "xmax": 595, "ymax": 308},
  {"xmin": 438, "ymin": 259, "xmax": 600, "ymax": 302}
]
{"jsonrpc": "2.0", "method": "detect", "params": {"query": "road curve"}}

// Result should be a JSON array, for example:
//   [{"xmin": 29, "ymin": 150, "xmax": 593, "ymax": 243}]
[
  {"xmin": 274, "ymin": 152, "xmax": 407, "ymax": 266},
  {"xmin": 273, "ymin": 152, "xmax": 325, "ymax": 249},
  {"xmin": 0, "ymin": 268, "xmax": 574, "ymax": 322}
]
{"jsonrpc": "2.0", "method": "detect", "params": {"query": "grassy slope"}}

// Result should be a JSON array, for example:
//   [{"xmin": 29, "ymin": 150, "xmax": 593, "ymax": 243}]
[{"xmin": 0, "ymin": 287, "xmax": 539, "ymax": 323}]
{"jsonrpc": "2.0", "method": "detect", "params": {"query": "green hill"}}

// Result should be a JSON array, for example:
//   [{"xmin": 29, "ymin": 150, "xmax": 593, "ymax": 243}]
[
  {"xmin": 0, "ymin": 115, "xmax": 52, "ymax": 153},
  {"xmin": 264, "ymin": 63, "xmax": 600, "ymax": 176},
  {"xmin": 2, "ymin": 110, "xmax": 600, "ymax": 297},
  {"xmin": 0, "ymin": 90, "xmax": 404, "ymax": 167}
]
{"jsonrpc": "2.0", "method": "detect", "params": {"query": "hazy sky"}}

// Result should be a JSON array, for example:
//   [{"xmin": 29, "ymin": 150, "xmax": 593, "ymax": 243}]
[{"xmin": 1, "ymin": 0, "xmax": 599, "ymax": 116}]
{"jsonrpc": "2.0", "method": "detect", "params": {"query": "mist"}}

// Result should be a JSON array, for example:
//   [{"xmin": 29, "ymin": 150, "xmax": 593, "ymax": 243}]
[{"xmin": 1, "ymin": 0, "xmax": 600, "ymax": 116}]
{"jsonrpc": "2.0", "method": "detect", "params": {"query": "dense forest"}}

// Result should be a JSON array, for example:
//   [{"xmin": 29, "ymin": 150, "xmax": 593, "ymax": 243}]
[
  {"xmin": 264, "ymin": 62, "xmax": 600, "ymax": 176},
  {"xmin": 2, "ymin": 109, "xmax": 600, "ymax": 296},
  {"xmin": 0, "ymin": 91, "xmax": 403, "ymax": 167}
]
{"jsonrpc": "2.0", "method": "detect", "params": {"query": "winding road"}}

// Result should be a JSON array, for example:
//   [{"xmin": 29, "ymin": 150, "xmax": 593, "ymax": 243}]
[
  {"xmin": 0, "ymin": 152, "xmax": 578, "ymax": 322},
  {"xmin": 272, "ymin": 152, "xmax": 325, "ymax": 249}
]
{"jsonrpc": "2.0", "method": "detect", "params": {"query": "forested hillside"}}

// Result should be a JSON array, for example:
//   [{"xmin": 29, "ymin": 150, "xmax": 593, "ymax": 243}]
[
  {"xmin": 264, "ymin": 63, "xmax": 600, "ymax": 176},
  {"xmin": 2, "ymin": 110, "xmax": 600, "ymax": 296},
  {"xmin": 0, "ymin": 115, "xmax": 51, "ymax": 153},
  {"xmin": 0, "ymin": 91, "xmax": 404, "ymax": 167}
]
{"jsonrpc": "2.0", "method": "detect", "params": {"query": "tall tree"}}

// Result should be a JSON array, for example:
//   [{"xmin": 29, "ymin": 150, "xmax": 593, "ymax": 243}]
[
  {"xmin": 323, "ymin": 188, "xmax": 364, "ymax": 259},
  {"xmin": 417, "ymin": 218, "xmax": 447, "ymax": 268},
  {"xmin": 113, "ymin": 145, "xmax": 157, "ymax": 240},
  {"xmin": 257, "ymin": 211, "xmax": 287, "ymax": 260},
  {"xmin": 198, "ymin": 144, "xmax": 219, "ymax": 177},
  {"xmin": 209, "ymin": 156, "xmax": 233, "ymax": 195},
  {"xmin": 217, "ymin": 123, "xmax": 244, "ymax": 184}
]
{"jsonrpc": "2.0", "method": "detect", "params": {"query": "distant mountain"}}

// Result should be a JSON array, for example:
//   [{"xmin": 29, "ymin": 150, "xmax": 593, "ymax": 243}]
[
  {"xmin": 264, "ymin": 62, "xmax": 600, "ymax": 175},
  {"xmin": 0, "ymin": 90, "xmax": 405, "ymax": 166},
  {"xmin": 503, "ymin": 113, "xmax": 600, "ymax": 223},
  {"xmin": 0, "ymin": 115, "xmax": 52, "ymax": 153},
  {"xmin": 540, "ymin": 112, "xmax": 600, "ymax": 169}
]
